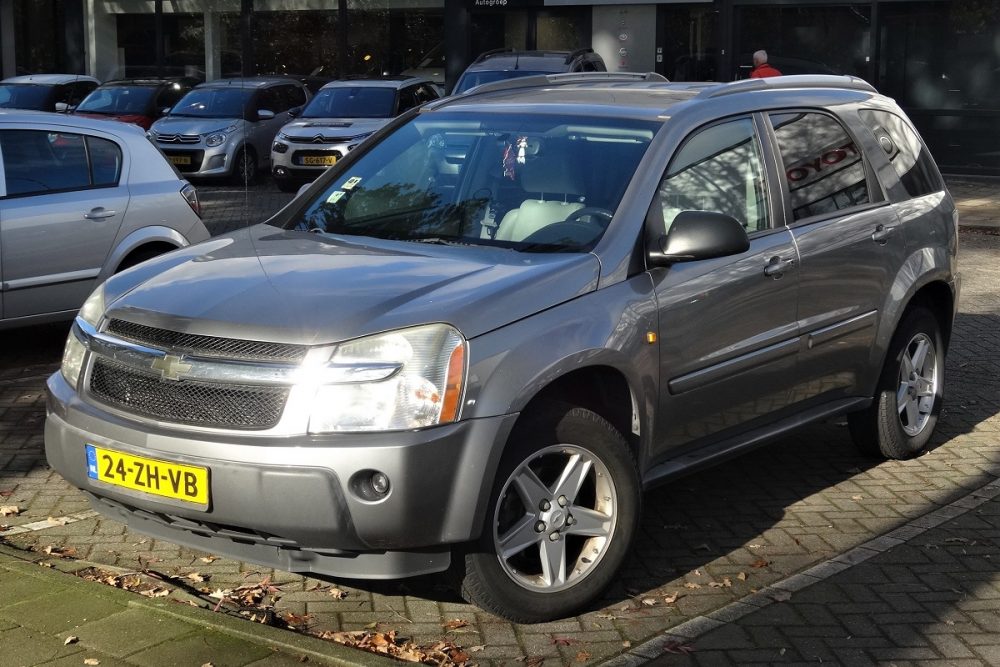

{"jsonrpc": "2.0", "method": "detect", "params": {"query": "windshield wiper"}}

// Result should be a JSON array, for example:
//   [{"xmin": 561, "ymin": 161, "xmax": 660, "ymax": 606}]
[{"xmin": 407, "ymin": 237, "xmax": 469, "ymax": 246}]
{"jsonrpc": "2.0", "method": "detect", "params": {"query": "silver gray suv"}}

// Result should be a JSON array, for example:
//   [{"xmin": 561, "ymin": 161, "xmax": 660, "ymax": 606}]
[{"xmin": 45, "ymin": 73, "xmax": 959, "ymax": 622}]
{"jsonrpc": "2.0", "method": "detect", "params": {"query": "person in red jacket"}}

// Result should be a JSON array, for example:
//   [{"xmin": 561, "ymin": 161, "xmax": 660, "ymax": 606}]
[{"xmin": 750, "ymin": 50, "xmax": 782, "ymax": 78}]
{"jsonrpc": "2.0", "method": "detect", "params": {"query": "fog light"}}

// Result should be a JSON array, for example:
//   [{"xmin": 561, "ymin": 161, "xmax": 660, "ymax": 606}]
[
  {"xmin": 370, "ymin": 472, "xmax": 390, "ymax": 496},
  {"xmin": 275, "ymin": 166, "xmax": 287, "ymax": 177}
]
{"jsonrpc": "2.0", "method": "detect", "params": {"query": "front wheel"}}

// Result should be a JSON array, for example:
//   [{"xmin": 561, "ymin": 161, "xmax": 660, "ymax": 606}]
[
  {"xmin": 459, "ymin": 404, "xmax": 640, "ymax": 622},
  {"xmin": 231, "ymin": 147, "xmax": 257, "ymax": 186},
  {"xmin": 848, "ymin": 306, "xmax": 944, "ymax": 459}
]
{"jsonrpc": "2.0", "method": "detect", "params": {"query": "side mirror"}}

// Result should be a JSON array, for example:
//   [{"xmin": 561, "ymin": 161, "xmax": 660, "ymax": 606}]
[
  {"xmin": 257, "ymin": 109, "xmax": 276, "ymax": 120},
  {"xmin": 287, "ymin": 106, "xmax": 302, "ymax": 118},
  {"xmin": 647, "ymin": 210, "xmax": 750, "ymax": 267},
  {"xmin": 160, "ymin": 107, "xmax": 172, "ymax": 116},
  {"xmin": 54, "ymin": 102, "xmax": 71, "ymax": 113}
]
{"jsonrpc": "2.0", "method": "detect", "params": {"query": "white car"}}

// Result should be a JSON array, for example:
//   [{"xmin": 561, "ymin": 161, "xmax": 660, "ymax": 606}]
[
  {"xmin": 0, "ymin": 110, "xmax": 208, "ymax": 329},
  {"xmin": 270, "ymin": 76, "xmax": 439, "ymax": 192}
]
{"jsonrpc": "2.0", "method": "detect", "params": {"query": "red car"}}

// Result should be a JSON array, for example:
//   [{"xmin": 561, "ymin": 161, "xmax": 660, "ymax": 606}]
[{"xmin": 73, "ymin": 78, "xmax": 197, "ymax": 130}]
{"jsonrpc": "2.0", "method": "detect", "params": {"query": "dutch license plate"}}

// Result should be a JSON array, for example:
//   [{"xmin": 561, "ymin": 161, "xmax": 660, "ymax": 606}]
[
  {"xmin": 301, "ymin": 155, "xmax": 337, "ymax": 166},
  {"xmin": 168, "ymin": 155, "xmax": 192, "ymax": 166},
  {"xmin": 86, "ymin": 444, "xmax": 209, "ymax": 505}
]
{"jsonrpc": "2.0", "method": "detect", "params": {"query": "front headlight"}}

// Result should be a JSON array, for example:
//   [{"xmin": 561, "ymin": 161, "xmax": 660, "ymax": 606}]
[
  {"xmin": 305, "ymin": 324, "xmax": 466, "ymax": 433},
  {"xmin": 205, "ymin": 132, "xmax": 227, "ymax": 147},
  {"xmin": 61, "ymin": 284, "xmax": 105, "ymax": 387}
]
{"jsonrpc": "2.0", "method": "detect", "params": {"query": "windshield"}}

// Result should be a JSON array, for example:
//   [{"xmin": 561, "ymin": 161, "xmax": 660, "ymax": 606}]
[
  {"xmin": 302, "ymin": 87, "xmax": 396, "ymax": 119},
  {"xmin": 169, "ymin": 88, "xmax": 252, "ymax": 118},
  {"xmin": 453, "ymin": 70, "xmax": 551, "ymax": 94},
  {"xmin": 0, "ymin": 84, "xmax": 52, "ymax": 110},
  {"xmin": 77, "ymin": 86, "xmax": 156, "ymax": 114},
  {"xmin": 275, "ymin": 111, "xmax": 658, "ymax": 253}
]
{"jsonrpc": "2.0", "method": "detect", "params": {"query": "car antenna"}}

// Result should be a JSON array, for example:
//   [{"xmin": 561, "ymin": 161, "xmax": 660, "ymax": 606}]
[{"xmin": 514, "ymin": 52, "xmax": 520, "ymax": 71}]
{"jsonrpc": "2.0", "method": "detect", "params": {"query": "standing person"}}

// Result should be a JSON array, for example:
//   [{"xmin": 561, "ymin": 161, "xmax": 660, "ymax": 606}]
[{"xmin": 750, "ymin": 50, "xmax": 782, "ymax": 78}]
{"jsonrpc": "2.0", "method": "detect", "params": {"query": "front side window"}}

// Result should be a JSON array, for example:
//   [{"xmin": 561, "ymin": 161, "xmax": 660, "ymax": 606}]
[
  {"xmin": 274, "ymin": 111, "xmax": 658, "ymax": 253},
  {"xmin": 0, "ymin": 130, "xmax": 121, "ymax": 196},
  {"xmin": 0, "ymin": 84, "xmax": 51, "ymax": 110},
  {"xmin": 656, "ymin": 117, "xmax": 771, "ymax": 233},
  {"xmin": 770, "ymin": 111, "xmax": 871, "ymax": 222},
  {"xmin": 859, "ymin": 109, "xmax": 942, "ymax": 198}
]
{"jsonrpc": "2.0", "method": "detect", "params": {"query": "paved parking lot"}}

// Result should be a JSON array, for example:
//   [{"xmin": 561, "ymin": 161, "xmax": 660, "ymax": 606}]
[{"xmin": 0, "ymin": 179, "xmax": 998, "ymax": 665}]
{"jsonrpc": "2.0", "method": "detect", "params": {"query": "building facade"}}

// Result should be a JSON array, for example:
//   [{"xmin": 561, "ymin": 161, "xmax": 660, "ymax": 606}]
[{"xmin": 0, "ymin": 0, "xmax": 997, "ymax": 174}]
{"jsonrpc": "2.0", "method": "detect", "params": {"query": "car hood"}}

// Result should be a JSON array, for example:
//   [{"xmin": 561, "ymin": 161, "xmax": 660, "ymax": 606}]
[
  {"xmin": 280, "ymin": 118, "xmax": 389, "ymax": 140},
  {"xmin": 104, "ymin": 225, "xmax": 600, "ymax": 345},
  {"xmin": 151, "ymin": 115, "xmax": 243, "ymax": 135}
]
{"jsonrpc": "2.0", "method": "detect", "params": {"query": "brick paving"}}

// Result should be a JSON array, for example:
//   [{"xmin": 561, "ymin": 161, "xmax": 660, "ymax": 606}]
[{"xmin": 0, "ymin": 177, "xmax": 997, "ymax": 665}]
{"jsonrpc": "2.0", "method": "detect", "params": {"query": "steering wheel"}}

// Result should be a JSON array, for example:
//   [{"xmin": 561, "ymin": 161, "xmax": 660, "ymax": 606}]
[
  {"xmin": 564, "ymin": 206, "xmax": 613, "ymax": 225},
  {"xmin": 521, "ymin": 220, "xmax": 604, "ymax": 247}
]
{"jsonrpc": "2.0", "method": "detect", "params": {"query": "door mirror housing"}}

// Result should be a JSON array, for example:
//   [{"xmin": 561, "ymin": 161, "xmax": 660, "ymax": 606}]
[
  {"xmin": 647, "ymin": 210, "xmax": 750, "ymax": 267},
  {"xmin": 54, "ymin": 102, "xmax": 71, "ymax": 113},
  {"xmin": 257, "ymin": 109, "xmax": 276, "ymax": 120},
  {"xmin": 287, "ymin": 106, "xmax": 302, "ymax": 118}
]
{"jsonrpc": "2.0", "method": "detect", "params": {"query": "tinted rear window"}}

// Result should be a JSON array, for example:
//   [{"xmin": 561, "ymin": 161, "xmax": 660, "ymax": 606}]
[{"xmin": 859, "ymin": 109, "xmax": 942, "ymax": 198}]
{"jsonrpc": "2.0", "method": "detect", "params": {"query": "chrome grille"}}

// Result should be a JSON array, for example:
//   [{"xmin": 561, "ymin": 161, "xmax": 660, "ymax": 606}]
[
  {"xmin": 106, "ymin": 319, "xmax": 308, "ymax": 363},
  {"xmin": 156, "ymin": 133, "xmax": 200, "ymax": 144},
  {"xmin": 89, "ymin": 358, "xmax": 288, "ymax": 430},
  {"xmin": 287, "ymin": 135, "xmax": 349, "ymax": 144}
]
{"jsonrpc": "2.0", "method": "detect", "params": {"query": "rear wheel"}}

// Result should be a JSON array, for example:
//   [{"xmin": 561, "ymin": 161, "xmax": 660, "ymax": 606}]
[
  {"xmin": 849, "ymin": 307, "xmax": 944, "ymax": 459},
  {"xmin": 275, "ymin": 178, "xmax": 300, "ymax": 193},
  {"xmin": 459, "ymin": 404, "xmax": 640, "ymax": 622}
]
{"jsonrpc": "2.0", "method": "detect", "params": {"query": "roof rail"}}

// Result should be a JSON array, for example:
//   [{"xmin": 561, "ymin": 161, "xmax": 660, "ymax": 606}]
[
  {"xmin": 696, "ymin": 74, "xmax": 877, "ymax": 99},
  {"xmin": 456, "ymin": 71, "xmax": 669, "ymax": 98},
  {"xmin": 473, "ymin": 48, "xmax": 514, "ymax": 64}
]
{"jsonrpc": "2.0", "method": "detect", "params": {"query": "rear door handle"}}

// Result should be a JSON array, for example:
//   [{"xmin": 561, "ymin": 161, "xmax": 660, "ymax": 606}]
[
  {"xmin": 764, "ymin": 256, "xmax": 795, "ymax": 278},
  {"xmin": 872, "ymin": 224, "xmax": 895, "ymax": 244},
  {"xmin": 84, "ymin": 207, "xmax": 116, "ymax": 220}
]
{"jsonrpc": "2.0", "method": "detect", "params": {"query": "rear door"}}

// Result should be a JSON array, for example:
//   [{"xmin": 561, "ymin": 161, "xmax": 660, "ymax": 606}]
[
  {"xmin": 0, "ymin": 126, "xmax": 129, "ymax": 319},
  {"xmin": 651, "ymin": 115, "xmax": 801, "ymax": 453},
  {"xmin": 765, "ymin": 109, "xmax": 903, "ymax": 405}
]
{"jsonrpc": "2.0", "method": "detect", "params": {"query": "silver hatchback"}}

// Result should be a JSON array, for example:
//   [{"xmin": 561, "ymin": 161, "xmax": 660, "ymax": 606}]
[
  {"xmin": 0, "ymin": 110, "xmax": 208, "ymax": 329},
  {"xmin": 149, "ymin": 77, "xmax": 310, "ymax": 184}
]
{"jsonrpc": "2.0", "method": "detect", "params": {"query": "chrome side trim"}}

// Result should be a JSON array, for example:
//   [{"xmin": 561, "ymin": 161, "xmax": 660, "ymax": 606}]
[
  {"xmin": 806, "ymin": 310, "xmax": 878, "ymax": 350},
  {"xmin": 4, "ymin": 267, "xmax": 101, "ymax": 291},
  {"xmin": 668, "ymin": 337, "xmax": 800, "ymax": 395}
]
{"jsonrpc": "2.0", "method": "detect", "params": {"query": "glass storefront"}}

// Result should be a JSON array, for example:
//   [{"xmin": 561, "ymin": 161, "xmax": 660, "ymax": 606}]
[{"xmin": 659, "ymin": 4, "xmax": 719, "ymax": 81}]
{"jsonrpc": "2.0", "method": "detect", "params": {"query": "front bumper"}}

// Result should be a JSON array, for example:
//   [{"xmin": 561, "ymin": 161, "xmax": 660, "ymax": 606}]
[
  {"xmin": 159, "ymin": 143, "xmax": 233, "ymax": 178},
  {"xmin": 45, "ymin": 371, "xmax": 516, "ymax": 578},
  {"xmin": 271, "ymin": 139, "xmax": 350, "ymax": 181}
]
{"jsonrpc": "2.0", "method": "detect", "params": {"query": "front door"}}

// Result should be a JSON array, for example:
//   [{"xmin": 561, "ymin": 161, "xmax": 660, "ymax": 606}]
[
  {"xmin": 0, "ymin": 128, "xmax": 129, "ymax": 319},
  {"xmin": 650, "ymin": 115, "xmax": 801, "ymax": 456}
]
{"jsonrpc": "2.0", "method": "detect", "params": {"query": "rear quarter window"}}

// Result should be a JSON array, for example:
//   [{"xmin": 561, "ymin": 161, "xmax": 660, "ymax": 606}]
[{"xmin": 859, "ymin": 109, "xmax": 942, "ymax": 198}]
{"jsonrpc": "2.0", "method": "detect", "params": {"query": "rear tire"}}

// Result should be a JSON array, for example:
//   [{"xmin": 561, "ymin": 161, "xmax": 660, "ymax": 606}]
[
  {"xmin": 275, "ymin": 178, "xmax": 299, "ymax": 193},
  {"xmin": 848, "ymin": 307, "xmax": 944, "ymax": 459},
  {"xmin": 459, "ymin": 403, "xmax": 640, "ymax": 622}
]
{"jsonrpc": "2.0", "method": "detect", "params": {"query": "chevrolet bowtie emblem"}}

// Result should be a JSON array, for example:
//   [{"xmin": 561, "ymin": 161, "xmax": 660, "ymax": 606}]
[{"xmin": 150, "ymin": 354, "xmax": 192, "ymax": 381}]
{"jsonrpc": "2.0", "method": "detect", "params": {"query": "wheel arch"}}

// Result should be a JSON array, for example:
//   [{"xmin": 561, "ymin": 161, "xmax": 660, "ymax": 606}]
[{"xmin": 100, "ymin": 226, "xmax": 188, "ymax": 282}]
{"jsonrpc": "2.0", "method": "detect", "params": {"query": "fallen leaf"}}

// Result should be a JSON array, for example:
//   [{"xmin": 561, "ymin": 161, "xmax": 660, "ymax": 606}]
[
  {"xmin": 47, "ymin": 516, "xmax": 68, "ymax": 526},
  {"xmin": 208, "ymin": 588, "xmax": 229, "ymax": 599},
  {"xmin": 202, "ymin": 663, "xmax": 214, "ymax": 667},
  {"xmin": 64, "ymin": 636, "xmax": 78, "ymax": 645},
  {"xmin": 596, "ymin": 613, "xmax": 617, "ymax": 620},
  {"xmin": 468, "ymin": 645, "xmax": 485, "ymax": 652},
  {"xmin": 662, "ymin": 591, "xmax": 682, "ymax": 604},
  {"xmin": 442, "ymin": 619, "xmax": 469, "ymax": 630},
  {"xmin": 770, "ymin": 590, "xmax": 792, "ymax": 602},
  {"xmin": 748, "ymin": 543, "xmax": 763, "ymax": 548},
  {"xmin": 750, "ymin": 558, "xmax": 771, "ymax": 569},
  {"xmin": 0, "ymin": 505, "xmax": 19, "ymax": 517},
  {"xmin": 185, "ymin": 572, "xmax": 207, "ymax": 583},
  {"xmin": 0, "ymin": 489, "xmax": 13, "ymax": 497},
  {"xmin": 622, "ymin": 640, "xmax": 631, "ymax": 648},
  {"xmin": 661, "ymin": 641, "xmax": 695, "ymax": 655},
  {"xmin": 708, "ymin": 577, "xmax": 732, "ymax": 588},
  {"xmin": 328, "ymin": 587, "xmax": 347, "ymax": 599},
  {"xmin": 364, "ymin": 622, "xmax": 378, "ymax": 629},
  {"xmin": 84, "ymin": 660, "xmax": 101, "ymax": 666},
  {"xmin": 551, "ymin": 637, "xmax": 577, "ymax": 646},
  {"xmin": 199, "ymin": 556, "xmax": 217, "ymax": 564},
  {"xmin": 575, "ymin": 650, "xmax": 592, "ymax": 662},
  {"xmin": 641, "ymin": 597, "xmax": 657, "ymax": 606},
  {"xmin": 737, "ymin": 571, "xmax": 748, "ymax": 581},
  {"xmin": 683, "ymin": 582, "xmax": 701, "ymax": 589},
  {"xmin": 851, "ymin": 495, "xmax": 864, "ymax": 501}
]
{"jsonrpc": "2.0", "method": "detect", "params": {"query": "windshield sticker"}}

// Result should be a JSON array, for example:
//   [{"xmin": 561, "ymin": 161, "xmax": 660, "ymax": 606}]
[
  {"xmin": 342, "ymin": 176, "xmax": 362, "ymax": 190},
  {"xmin": 327, "ymin": 190, "xmax": 346, "ymax": 203}
]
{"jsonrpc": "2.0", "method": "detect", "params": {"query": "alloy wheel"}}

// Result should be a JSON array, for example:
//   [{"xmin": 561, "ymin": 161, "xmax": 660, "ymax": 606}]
[{"xmin": 896, "ymin": 331, "xmax": 938, "ymax": 437}]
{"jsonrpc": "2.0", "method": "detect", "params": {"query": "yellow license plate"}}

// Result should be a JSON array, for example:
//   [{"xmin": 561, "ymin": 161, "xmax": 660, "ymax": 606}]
[
  {"xmin": 168, "ymin": 155, "xmax": 192, "ymax": 165},
  {"xmin": 301, "ymin": 155, "xmax": 337, "ymax": 166},
  {"xmin": 86, "ymin": 444, "xmax": 209, "ymax": 505}
]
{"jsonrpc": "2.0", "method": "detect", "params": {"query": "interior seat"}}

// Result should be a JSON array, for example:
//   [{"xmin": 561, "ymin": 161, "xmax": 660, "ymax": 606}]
[{"xmin": 493, "ymin": 149, "xmax": 584, "ymax": 243}]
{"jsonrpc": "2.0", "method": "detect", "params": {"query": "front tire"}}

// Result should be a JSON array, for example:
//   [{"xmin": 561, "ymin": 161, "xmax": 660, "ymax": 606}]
[
  {"xmin": 849, "ymin": 306, "xmax": 944, "ymax": 459},
  {"xmin": 459, "ymin": 404, "xmax": 640, "ymax": 622},
  {"xmin": 231, "ymin": 147, "xmax": 257, "ymax": 186}
]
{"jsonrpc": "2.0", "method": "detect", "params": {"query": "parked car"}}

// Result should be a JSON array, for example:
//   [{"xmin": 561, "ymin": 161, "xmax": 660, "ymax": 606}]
[
  {"xmin": 46, "ymin": 74, "xmax": 959, "ymax": 622},
  {"xmin": 147, "ymin": 77, "xmax": 310, "ymax": 184},
  {"xmin": 452, "ymin": 48, "xmax": 606, "ymax": 94},
  {"xmin": 74, "ymin": 78, "xmax": 197, "ymax": 130},
  {"xmin": 0, "ymin": 110, "xmax": 208, "ymax": 329},
  {"xmin": 270, "ymin": 76, "xmax": 439, "ymax": 192},
  {"xmin": 0, "ymin": 74, "xmax": 99, "ymax": 112}
]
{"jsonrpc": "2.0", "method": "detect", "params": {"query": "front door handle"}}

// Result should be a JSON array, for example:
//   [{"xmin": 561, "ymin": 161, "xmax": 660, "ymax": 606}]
[
  {"xmin": 84, "ymin": 207, "xmax": 116, "ymax": 220},
  {"xmin": 764, "ymin": 256, "xmax": 795, "ymax": 278},
  {"xmin": 872, "ymin": 224, "xmax": 895, "ymax": 244}
]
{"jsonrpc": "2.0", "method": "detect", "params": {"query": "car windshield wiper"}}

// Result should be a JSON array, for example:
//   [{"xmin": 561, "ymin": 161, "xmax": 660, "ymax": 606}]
[{"xmin": 407, "ymin": 237, "xmax": 469, "ymax": 246}]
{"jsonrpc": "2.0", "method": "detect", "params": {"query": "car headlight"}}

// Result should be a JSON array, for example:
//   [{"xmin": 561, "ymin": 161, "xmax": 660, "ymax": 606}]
[
  {"xmin": 277, "ymin": 132, "xmax": 291, "ymax": 141},
  {"xmin": 61, "ymin": 284, "xmax": 105, "ymax": 387},
  {"xmin": 304, "ymin": 324, "xmax": 466, "ymax": 433},
  {"xmin": 205, "ymin": 132, "xmax": 227, "ymax": 147},
  {"xmin": 146, "ymin": 129, "xmax": 158, "ymax": 140}
]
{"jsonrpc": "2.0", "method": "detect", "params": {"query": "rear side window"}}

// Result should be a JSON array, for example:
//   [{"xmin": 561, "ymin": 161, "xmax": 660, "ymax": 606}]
[
  {"xmin": 769, "ymin": 111, "xmax": 870, "ymax": 222},
  {"xmin": 859, "ymin": 109, "xmax": 942, "ymax": 198},
  {"xmin": 0, "ymin": 130, "xmax": 122, "ymax": 197}
]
